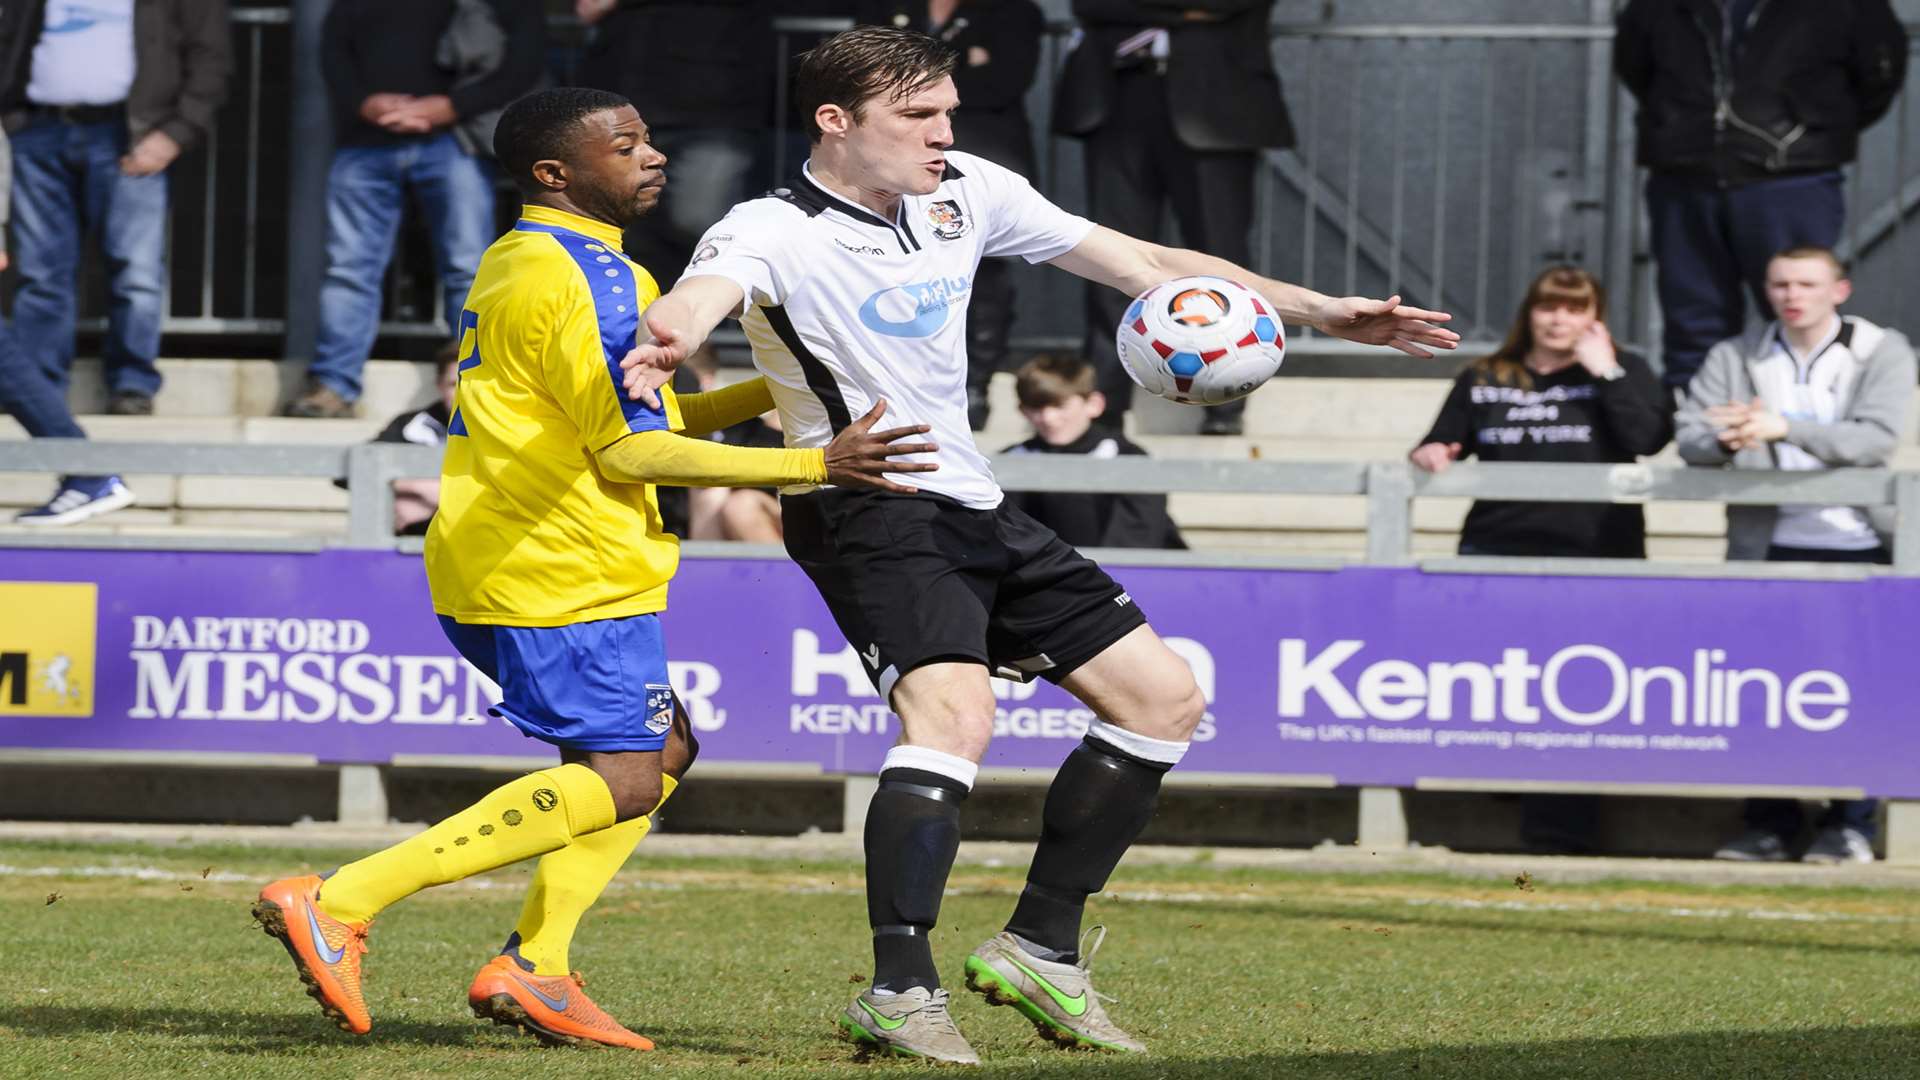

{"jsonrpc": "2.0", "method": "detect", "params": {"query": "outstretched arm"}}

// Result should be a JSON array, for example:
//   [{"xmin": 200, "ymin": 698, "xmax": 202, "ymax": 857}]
[
  {"xmin": 1047, "ymin": 225, "xmax": 1459, "ymax": 358},
  {"xmin": 621, "ymin": 275, "xmax": 748, "ymax": 406}
]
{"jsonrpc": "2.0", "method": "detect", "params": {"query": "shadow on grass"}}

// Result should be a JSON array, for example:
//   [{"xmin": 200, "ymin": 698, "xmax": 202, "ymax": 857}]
[
  {"xmin": 11, "ymin": 1008, "xmax": 1917, "ymax": 1076},
  {"xmin": 990, "ymin": 1024, "xmax": 1920, "ymax": 1079},
  {"xmin": 11, "ymin": 1004, "xmax": 477, "ymax": 1050},
  {"xmin": 8, "ymin": 1004, "xmax": 760, "ymax": 1057}
]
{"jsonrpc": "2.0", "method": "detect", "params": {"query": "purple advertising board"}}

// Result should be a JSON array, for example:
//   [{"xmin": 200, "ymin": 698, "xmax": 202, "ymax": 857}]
[{"xmin": 1, "ymin": 548, "xmax": 1915, "ymax": 795}]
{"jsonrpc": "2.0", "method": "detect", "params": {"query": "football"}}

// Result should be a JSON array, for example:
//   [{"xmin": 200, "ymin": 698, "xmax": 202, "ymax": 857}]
[{"xmin": 1114, "ymin": 276, "xmax": 1286, "ymax": 405}]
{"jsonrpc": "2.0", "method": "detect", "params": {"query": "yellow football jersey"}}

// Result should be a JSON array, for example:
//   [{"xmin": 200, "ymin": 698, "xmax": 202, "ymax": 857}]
[{"xmin": 426, "ymin": 204, "xmax": 684, "ymax": 627}]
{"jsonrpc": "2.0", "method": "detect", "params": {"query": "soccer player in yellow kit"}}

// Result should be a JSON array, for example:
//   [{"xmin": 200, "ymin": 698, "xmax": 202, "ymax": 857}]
[{"xmin": 253, "ymin": 88, "xmax": 935, "ymax": 1050}]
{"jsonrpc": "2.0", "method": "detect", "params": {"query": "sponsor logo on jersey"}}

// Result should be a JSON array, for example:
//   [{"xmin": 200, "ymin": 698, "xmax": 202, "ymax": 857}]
[
  {"xmin": 926, "ymin": 199, "xmax": 970, "ymax": 240},
  {"xmin": 690, "ymin": 234, "xmax": 731, "ymax": 266},
  {"xmin": 835, "ymin": 237, "xmax": 887, "ymax": 256},
  {"xmin": 857, "ymin": 275, "xmax": 973, "ymax": 337}
]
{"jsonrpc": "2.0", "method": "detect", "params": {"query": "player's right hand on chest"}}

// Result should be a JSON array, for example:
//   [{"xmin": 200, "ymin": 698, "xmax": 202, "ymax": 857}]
[{"xmin": 825, "ymin": 399, "xmax": 939, "ymax": 495}]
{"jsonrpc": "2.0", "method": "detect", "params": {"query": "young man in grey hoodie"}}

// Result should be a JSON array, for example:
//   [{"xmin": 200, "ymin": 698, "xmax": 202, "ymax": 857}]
[{"xmin": 1677, "ymin": 244, "xmax": 1916, "ymax": 864}]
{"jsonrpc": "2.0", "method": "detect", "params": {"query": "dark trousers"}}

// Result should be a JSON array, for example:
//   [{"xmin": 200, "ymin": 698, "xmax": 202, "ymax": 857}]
[
  {"xmin": 1083, "ymin": 67, "xmax": 1256, "ymax": 423},
  {"xmin": 1645, "ymin": 171, "xmax": 1845, "ymax": 391},
  {"xmin": 1743, "ymin": 543, "xmax": 1888, "ymax": 841},
  {"xmin": 0, "ymin": 316, "xmax": 103, "ymax": 485},
  {"xmin": 966, "ymin": 256, "xmax": 1016, "ymax": 396}
]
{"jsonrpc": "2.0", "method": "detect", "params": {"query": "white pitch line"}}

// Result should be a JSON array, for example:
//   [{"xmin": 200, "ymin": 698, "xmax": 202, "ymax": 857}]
[{"xmin": 6, "ymin": 864, "xmax": 1908, "ymax": 926}]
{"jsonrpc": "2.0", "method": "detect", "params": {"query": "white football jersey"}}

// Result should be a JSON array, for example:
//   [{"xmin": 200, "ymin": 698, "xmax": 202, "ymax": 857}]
[{"xmin": 680, "ymin": 150, "xmax": 1095, "ymax": 509}]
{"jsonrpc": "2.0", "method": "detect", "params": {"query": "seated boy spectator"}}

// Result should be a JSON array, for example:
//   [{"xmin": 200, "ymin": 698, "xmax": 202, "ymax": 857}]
[
  {"xmin": 1000, "ymin": 354, "xmax": 1185, "ymax": 550},
  {"xmin": 1678, "ymin": 245, "xmax": 1916, "ymax": 865}
]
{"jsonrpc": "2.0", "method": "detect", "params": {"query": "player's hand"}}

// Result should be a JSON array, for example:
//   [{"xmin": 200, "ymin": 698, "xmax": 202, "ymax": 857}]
[
  {"xmin": 1314, "ymin": 295, "xmax": 1459, "ymax": 358},
  {"xmin": 824, "ymin": 399, "xmax": 938, "ymax": 495},
  {"xmin": 0, "ymin": 250, "xmax": 9, "ymax": 273},
  {"xmin": 1408, "ymin": 441, "xmax": 1461, "ymax": 473},
  {"xmin": 119, "ymin": 131, "xmax": 181, "ymax": 176},
  {"xmin": 621, "ymin": 313, "xmax": 690, "ymax": 408}
]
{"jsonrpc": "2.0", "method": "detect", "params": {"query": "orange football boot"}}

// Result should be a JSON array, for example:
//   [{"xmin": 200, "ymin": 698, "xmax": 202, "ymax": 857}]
[
  {"xmin": 468, "ymin": 955, "xmax": 655, "ymax": 1049},
  {"xmin": 253, "ymin": 875, "xmax": 372, "ymax": 1034}
]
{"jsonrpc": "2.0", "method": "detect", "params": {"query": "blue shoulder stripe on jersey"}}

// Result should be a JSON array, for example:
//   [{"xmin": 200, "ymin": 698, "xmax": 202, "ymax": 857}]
[{"xmin": 523, "ymin": 224, "xmax": 666, "ymax": 434}]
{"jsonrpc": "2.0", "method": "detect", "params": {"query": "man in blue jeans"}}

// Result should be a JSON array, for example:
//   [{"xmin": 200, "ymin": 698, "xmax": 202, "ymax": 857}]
[
  {"xmin": 0, "ymin": 0, "xmax": 230, "ymax": 419},
  {"xmin": 1615, "ymin": 0, "xmax": 1906, "ymax": 397},
  {"xmin": 284, "ymin": 0, "xmax": 545, "ymax": 419},
  {"xmin": 0, "ymin": 129, "xmax": 134, "ymax": 525}
]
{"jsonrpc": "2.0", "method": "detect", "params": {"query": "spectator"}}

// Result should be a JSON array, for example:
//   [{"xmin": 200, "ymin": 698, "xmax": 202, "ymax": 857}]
[
  {"xmin": 1678, "ymin": 246, "xmax": 1915, "ymax": 865},
  {"xmin": 857, "ymin": 0, "xmax": 1044, "ymax": 431},
  {"xmin": 0, "ymin": 0, "xmax": 232, "ymax": 417},
  {"xmin": 0, "ymin": 126, "xmax": 136, "ymax": 523},
  {"xmin": 689, "ymin": 402, "xmax": 787, "ymax": 543},
  {"xmin": 573, "ymin": 0, "xmax": 770, "ymax": 286},
  {"xmin": 335, "ymin": 346, "xmax": 458, "ymax": 536},
  {"xmin": 1412, "ymin": 266, "xmax": 1672, "ymax": 558},
  {"xmin": 1411, "ymin": 266, "xmax": 1671, "ymax": 855},
  {"xmin": 285, "ymin": 0, "xmax": 545, "ymax": 419},
  {"xmin": 1000, "ymin": 353, "xmax": 1185, "ymax": 550},
  {"xmin": 1054, "ymin": 0, "xmax": 1293, "ymax": 436},
  {"xmin": 1615, "ymin": 0, "xmax": 1906, "ymax": 396}
]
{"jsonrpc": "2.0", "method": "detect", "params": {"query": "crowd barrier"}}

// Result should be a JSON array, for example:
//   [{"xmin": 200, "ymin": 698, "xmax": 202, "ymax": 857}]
[{"xmin": 2, "ymin": 441, "xmax": 1918, "ymax": 858}]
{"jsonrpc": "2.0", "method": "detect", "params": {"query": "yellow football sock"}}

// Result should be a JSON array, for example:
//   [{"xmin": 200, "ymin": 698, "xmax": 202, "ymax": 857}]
[
  {"xmin": 318, "ymin": 763, "xmax": 617, "ymax": 924},
  {"xmin": 510, "ymin": 774, "xmax": 679, "ymax": 975}
]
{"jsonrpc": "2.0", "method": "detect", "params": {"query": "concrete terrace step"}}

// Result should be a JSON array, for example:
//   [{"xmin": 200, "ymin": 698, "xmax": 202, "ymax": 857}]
[{"xmin": 51, "ymin": 358, "xmax": 441, "ymax": 423}]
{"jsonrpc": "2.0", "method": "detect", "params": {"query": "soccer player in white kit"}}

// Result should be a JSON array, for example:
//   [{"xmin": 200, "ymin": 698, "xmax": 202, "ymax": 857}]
[{"xmin": 623, "ymin": 27, "xmax": 1457, "ymax": 1063}]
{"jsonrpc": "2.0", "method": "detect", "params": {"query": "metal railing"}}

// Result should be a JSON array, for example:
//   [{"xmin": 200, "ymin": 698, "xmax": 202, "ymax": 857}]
[
  {"xmin": 53, "ymin": 13, "xmax": 1920, "ymax": 363},
  {"xmin": 3, "ymin": 440, "xmax": 1916, "ymax": 579}
]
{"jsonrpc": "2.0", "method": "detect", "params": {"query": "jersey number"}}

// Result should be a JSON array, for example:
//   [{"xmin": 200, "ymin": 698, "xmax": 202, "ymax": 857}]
[{"xmin": 448, "ymin": 309, "xmax": 481, "ymax": 436}]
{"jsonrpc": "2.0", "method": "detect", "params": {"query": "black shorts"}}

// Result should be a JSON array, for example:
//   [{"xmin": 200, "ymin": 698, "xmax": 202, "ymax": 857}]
[{"xmin": 781, "ymin": 490, "xmax": 1148, "ymax": 698}]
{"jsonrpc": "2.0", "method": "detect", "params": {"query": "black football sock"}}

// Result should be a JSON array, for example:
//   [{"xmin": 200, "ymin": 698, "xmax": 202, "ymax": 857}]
[
  {"xmin": 1007, "ymin": 733, "xmax": 1179, "ymax": 963},
  {"xmin": 865, "ymin": 762, "xmax": 970, "ymax": 993}
]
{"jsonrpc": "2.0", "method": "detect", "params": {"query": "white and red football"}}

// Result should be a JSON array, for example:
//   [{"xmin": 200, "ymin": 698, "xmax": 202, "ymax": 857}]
[{"xmin": 1115, "ymin": 275, "xmax": 1285, "ymax": 405}]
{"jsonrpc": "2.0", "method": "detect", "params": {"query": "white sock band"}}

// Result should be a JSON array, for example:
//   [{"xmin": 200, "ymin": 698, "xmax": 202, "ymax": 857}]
[
  {"xmin": 881, "ymin": 745, "xmax": 979, "ymax": 790},
  {"xmin": 1087, "ymin": 717, "xmax": 1191, "ymax": 767}
]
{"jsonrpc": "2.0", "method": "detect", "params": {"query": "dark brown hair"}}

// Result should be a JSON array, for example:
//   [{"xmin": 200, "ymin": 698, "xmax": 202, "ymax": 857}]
[
  {"xmin": 1015, "ymin": 354, "xmax": 1097, "ymax": 409},
  {"xmin": 1472, "ymin": 266, "xmax": 1607, "ymax": 389},
  {"xmin": 794, "ymin": 27, "xmax": 957, "ymax": 144}
]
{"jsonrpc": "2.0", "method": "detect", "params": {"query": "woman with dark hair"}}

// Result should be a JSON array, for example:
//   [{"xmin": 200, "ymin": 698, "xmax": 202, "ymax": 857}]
[
  {"xmin": 1411, "ymin": 266, "xmax": 1673, "ymax": 559},
  {"xmin": 1410, "ymin": 266, "xmax": 1672, "ymax": 855}
]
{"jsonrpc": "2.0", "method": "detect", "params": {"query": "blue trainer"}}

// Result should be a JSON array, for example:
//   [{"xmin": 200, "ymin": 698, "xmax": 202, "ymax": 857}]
[{"xmin": 15, "ymin": 476, "xmax": 136, "ymax": 527}]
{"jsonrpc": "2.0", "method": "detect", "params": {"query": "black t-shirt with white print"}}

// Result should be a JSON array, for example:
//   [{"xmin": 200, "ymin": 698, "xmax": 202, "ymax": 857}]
[{"xmin": 1419, "ymin": 350, "xmax": 1672, "ymax": 558}]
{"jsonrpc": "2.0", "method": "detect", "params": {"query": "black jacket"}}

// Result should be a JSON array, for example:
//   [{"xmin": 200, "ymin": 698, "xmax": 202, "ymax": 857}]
[
  {"xmin": 855, "ymin": 0, "xmax": 1043, "ymax": 174},
  {"xmin": 578, "ymin": 0, "xmax": 772, "ymax": 131},
  {"xmin": 1053, "ymin": 0, "xmax": 1292, "ymax": 152},
  {"xmin": 1, "ymin": 0, "xmax": 231, "ymax": 151},
  {"xmin": 1615, "ymin": 0, "xmax": 1907, "ymax": 183},
  {"xmin": 1001, "ymin": 429, "xmax": 1187, "ymax": 550},
  {"xmin": 321, "ymin": 0, "xmax": 545, "ymax": 149}
]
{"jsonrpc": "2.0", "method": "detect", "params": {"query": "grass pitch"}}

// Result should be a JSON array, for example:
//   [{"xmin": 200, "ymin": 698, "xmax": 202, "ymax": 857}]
[{"xmin": 2, "ymin": 837, "xmax": 1916, "ymax": 1079}]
